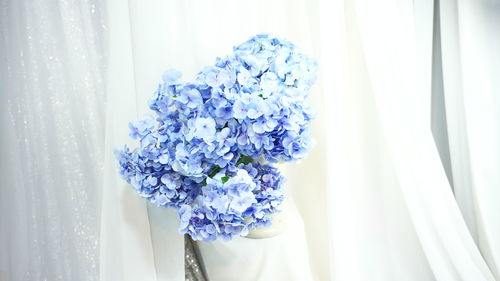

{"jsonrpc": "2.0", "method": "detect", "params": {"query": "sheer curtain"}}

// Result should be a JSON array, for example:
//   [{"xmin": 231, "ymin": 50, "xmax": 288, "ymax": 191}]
[
  {"xmin": 321, "ymin": 0, "xmax": 499, "ymax": 280},
  {"xmin": 1, "ymin": 0, "xmax": 500, "ymax": 281},
  {"xmin": 436, "ymin": 0, "xmax": 500, "ymax": 278},
  {"xmin": 0, "ymin": 0, "xmax": 106, "ymax": 280}
]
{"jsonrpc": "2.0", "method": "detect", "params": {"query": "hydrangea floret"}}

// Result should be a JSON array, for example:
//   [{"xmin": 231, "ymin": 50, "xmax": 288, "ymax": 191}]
[{"xmin": 116, "ymin": 34, "xmax": 317, "ymax": 241}]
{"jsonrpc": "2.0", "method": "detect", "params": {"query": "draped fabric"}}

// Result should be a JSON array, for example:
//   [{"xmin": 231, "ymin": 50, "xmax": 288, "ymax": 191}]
[
  {"xmin": 0, "ymin": 1, "xmax": 106, "ymax": 280},
  {"xmin": 436, "ymin": 1, "xmax": 500, "ymax": 278},
  {"xmin": 1, "ymin": 0, "xmax": 499, "ymax": 280},
  {"xmin": 320, "ymin": 0, "xmax": 498, "ymax": 279}
]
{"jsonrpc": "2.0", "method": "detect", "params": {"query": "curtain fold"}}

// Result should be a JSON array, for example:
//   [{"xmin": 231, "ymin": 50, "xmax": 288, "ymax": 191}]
[
  {"xmin": 99, "ymin": 0, "xmax": 182, "ymax": 280},
  {"xmin": 437, "ymin": 0, "xmax": 500, "ymax": 278},
  {"xmin": 321, "ymin": 1, "xmax": 436, "ymax": 279},
  {"xmin": 353, "ymin": 0, "xmax": 495, "ymax": 278}
]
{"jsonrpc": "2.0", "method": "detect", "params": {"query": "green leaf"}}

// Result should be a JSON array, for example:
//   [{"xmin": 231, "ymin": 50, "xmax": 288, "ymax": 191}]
[
  {"xmin": 236, "ymin": 155, "xmax": 254, "ymax": 165},
  {"xmin": 208, "ymin": 165, "xmax": 221, "ymax": 178},
  {"xmin": 221, "ymin": 176, "xmax": 230, "ymax": 184}
]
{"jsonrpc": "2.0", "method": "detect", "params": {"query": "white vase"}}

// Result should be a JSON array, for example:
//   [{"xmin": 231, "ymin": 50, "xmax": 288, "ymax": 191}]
[{"xmin": 244, "ymin": 210, "xmax": 286, "ymax": 239}]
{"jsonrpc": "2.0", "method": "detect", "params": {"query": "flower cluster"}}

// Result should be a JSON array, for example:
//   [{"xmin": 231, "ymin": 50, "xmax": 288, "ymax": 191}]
[
  {"xmin": 116, "ymin": 34, "xmax": 317, "ymax": 241},
  {"xmin": 179, "ymin": 163, "xmax": 285, "ymax": 241}
]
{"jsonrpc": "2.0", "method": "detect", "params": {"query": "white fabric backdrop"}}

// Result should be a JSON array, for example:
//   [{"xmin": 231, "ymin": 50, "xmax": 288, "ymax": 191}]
[
  {"xmin": 1, "ymin": 0, "xmax": 500, "ymax": 280},
  {"xmin": 0, "ymin": 0, "xmax": 106, "ymax": 280},
  {"xmin": 437, "ymin": 0, "xmax": 500, "ymax": 278},
  {"xmin": 320, "ymin": 0, "xmax": 497, "ymax": 279}
]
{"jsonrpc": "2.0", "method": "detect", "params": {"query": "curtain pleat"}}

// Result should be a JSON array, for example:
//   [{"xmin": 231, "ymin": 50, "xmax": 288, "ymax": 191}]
[{"xmin": 437, "ymin": 0, "xmax": 500, "ymax": 278}]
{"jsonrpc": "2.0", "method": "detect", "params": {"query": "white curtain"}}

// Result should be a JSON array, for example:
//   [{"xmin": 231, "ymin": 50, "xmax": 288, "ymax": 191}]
[
  {"xmin": 321, "ymin": 1, "xmax": 499, "ymax": 280},
  {"xmin": 1, "ymin": 0, "xmax": 499, "ymax": 280},
  {"xmin": 320, "ymin": 0, "xmax": 499, "ymax": 280},
  {"xmin": 437, "ymin": 0, "xmax": 500, "ymax": 278}
]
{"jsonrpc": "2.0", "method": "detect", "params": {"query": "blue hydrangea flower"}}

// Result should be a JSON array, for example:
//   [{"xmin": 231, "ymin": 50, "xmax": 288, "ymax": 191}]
[
  {"xmin": 177, "ymin": 163, "xmax": 285, "ymax": 241},
  {"xmin": 162, "ymin": 69, "xmax": 182, "ymax": 85},
  {"xmin": 177, "ymin": 88, "xmax": 203, "ymax": 109},
  {"xmin": 116, "ymin": 34, "xmax": 316, "ymax": 241},
  {"xmin": 193, "ymin": 117, "xmax": 216, "ymax": 143},
  {"xmin": 128, "ymin": 116, "xmax": 156, "ymax": 139}
]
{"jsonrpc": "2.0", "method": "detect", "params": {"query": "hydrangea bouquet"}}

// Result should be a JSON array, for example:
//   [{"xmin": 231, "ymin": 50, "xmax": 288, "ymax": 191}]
[{"xmin": 116, "ymin": 34, "xmax": 317, "ymax": 242}]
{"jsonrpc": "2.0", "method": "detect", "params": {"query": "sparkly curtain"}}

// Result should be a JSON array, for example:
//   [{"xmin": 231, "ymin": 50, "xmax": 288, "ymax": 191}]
[{"xmin": 0, "ymin": 0, "xmax": 107, "ymax": 280}]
